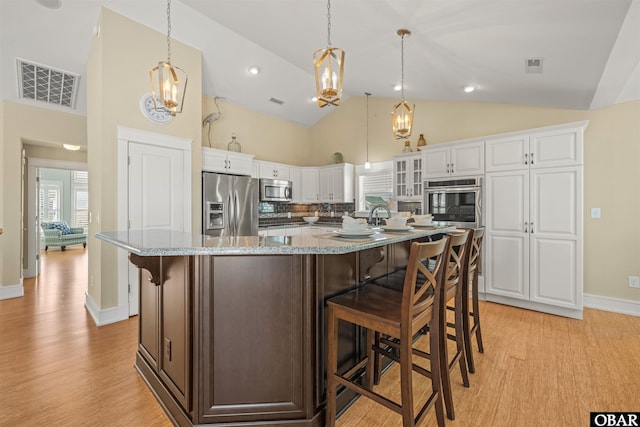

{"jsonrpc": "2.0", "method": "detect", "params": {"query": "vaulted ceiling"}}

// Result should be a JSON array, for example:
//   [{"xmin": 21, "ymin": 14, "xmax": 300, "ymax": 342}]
[{"xmin": 1, "ymin": 0, "xmax": 638, "ymax": 127}]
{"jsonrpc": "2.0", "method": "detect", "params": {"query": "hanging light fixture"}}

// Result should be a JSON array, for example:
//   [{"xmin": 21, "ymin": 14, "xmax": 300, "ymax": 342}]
[
  {"xmin": 313, "ymin": 0, "xmax": 345, "ymax": 108},
  {"xmin": 149, "ymin": 0, "xmax": 188, "ymax": 115},
  {"xmin": 364, "ymin": 92, "xmax": 371, "ymax": 169},
  {"xmin": 391, "ymin": 29, "xmax": 414, "ymax": 140}
]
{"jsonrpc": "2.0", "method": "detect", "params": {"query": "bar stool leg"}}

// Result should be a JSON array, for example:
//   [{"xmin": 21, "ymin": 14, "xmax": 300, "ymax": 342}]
[
  {"xmin": 326, "ymin": 306, "xmax": 338, "ymax": 427},
  {"xmin": 462, "ymin": 271, "xmax": 476, "ymax": 374},
  {"xmin": 472, "ymin": 268, "xmax": 485, "ymax": 353},
  {"xmin": 399, "ymin": 326, "xmax": 415, "ymax": 427},
  {"xmin": 455, "ymin": 293, "xmax": 470, "ymax": 387},
  {"xmin": 366, "ymin": 328, "xmax": 375, "ymax": 389}
]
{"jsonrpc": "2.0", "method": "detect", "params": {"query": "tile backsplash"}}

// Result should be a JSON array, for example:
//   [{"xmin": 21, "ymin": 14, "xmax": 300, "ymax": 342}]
[{"xmin": 259, "ymin": 202, "xmax": 355, "ymax": 227}]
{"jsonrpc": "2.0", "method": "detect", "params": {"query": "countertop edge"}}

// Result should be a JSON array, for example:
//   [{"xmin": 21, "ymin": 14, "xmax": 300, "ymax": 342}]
[{"xmin": 96, "ymin": 227, "xmax": 456, "ymax": 256}]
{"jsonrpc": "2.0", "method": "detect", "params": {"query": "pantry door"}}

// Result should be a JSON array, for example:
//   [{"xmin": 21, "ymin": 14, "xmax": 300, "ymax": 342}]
[{"xmin": 117, "ymin": 127, "xmax": 192, "ymax": 318}]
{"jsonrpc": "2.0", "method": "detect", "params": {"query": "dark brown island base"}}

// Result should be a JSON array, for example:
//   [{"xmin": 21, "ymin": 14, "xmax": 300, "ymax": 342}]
[{"xmin": 97, "ymin": 227, "xmax": 454, "ymax": 426}]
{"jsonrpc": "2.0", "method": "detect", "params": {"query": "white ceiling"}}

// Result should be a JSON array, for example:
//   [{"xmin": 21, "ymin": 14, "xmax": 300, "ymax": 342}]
[{"xmin": 1, "ymin": 0, "xmax": 639, "ymax": 128}]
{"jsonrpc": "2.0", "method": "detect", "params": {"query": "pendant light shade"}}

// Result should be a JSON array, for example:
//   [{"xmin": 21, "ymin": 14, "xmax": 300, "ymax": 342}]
[
  {"xmin": 313, "ymin": 0, "xmax": 345, "ymax": 107},
  {"xmin": 149, "ymin": 0, "xmax": 188, "ymax": 115},
  {"xmin": 391, "ymin": 29, "xmax": 414, "ymax": 140}
]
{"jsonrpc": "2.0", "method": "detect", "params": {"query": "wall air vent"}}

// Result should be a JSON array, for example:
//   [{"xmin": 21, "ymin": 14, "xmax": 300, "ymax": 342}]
[
  {"xmin": 16, "ymin": 58, "xmax": 80, "ymax": 108},
  {"xmin": 269, "ymin": 97, "xmax": 285, "ymax": 105},
  {"xmin": 525, "ymin": 58, "xmax": 543, "ymax": 74}
]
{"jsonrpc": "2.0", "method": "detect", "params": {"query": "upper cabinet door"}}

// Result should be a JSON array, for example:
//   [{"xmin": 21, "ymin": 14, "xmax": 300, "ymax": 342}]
[
  {"xmin": 422, "ymin": 146, "xmax": 450, "ymax": 178},
  {"xmin": 530, "ymin": 127, "xmax": 583, "ymax": 168},
  {"xmin": 451, "ymin": 141, "xmax": 484, "ymax": 176},
  {"xmin": 485, "ymin": 135, "xmax": 529, "ymax": 172},
  {"xmin": 226, "ymin": 152, "xmax": 254, "ymax": 176},
  {"xmin": 301, "ymin": 168, "xmax": 320, "ymax": 203}
]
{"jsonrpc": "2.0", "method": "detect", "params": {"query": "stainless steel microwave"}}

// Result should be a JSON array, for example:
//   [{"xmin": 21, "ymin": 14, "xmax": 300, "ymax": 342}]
[{"xmin": 259, "ymin": 178, "xmax": 293, "ymax": 202}]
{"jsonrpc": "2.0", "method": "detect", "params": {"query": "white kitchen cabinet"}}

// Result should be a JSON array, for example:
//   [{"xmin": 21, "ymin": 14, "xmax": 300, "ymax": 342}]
[
  {"xmin": 257, "ymin": 160, "xmax": 291, "ymax": 180},
  {"xmin": 289, "ymin": 167, "xmax": 303, "ymax": 203},
  {"xmin": 485, "ymin": 167, "xmax": 583, "ymax": 317},
  {"xmin": 485, "ymin": 123, "xmax": 584, "ymax": 172},
  {"xmin": 422, "ymin": 140, "xmax": 484, "ymax": 178},
  {"xmin": 202, "ymin": 147, "xmax": 254, "ymax": 176},
  {"xmin": 393, "ymin": 153, "xmax": 423, "ymax": 201},
  {"xmin": 301, "ymin": 167, "xmax": 320, "ymax": 203},
  {"xmin": 319, "ymin": 163, "xmax": 354, "ymax": 203}
]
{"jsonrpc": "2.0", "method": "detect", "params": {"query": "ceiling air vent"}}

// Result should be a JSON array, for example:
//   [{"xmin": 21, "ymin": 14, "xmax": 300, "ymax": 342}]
[
  {"xmin": 525, "ymin": 58, "xmax": 543, "ymax": 74},
  {"xmin": 269, "ymin": 97, "xmax": 285, "ymax": 105},
  {"xmin": 16, "ymin": 58, "xmax": 80, "ymax": 108}
]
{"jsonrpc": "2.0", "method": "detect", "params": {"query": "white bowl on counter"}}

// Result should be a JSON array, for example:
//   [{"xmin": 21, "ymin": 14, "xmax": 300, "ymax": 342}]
[
  {"xmin": 385, "ymin": 217, "xmax": 408, "ymax": 227},
  {"xmin": 303, "ymin": 216, "xmax": 319, "ymax": 224},
  {"xmin": 342, "ymin": 222, "xmax": 368, "ymax": 232}
]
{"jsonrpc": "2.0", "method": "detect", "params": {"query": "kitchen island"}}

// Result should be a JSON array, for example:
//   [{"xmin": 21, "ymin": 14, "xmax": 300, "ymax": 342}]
[{"xmin": 97, "ymin": 226, "xmax": 453, "ymax": 427}]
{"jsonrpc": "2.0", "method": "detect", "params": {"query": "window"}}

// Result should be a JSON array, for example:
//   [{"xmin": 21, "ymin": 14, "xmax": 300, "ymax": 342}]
[
  {"xmin": 72, "ymin": 171, "xmax": 89, "ymax": 233},
  {"xmin": 39, "ymin": 182, "xmax": 62, "ymax": 222},
  {"xmin": 355, "ymin": 161, "xmax": 395, "ymax": 212}
]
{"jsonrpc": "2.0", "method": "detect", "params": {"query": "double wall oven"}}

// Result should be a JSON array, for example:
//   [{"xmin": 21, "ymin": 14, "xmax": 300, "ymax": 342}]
[{"xmin": 423, "ymin": 176, "xmax": 482, "ymax": 229}]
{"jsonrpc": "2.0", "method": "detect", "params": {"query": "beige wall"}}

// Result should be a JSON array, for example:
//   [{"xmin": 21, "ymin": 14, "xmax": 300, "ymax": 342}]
[
  {"xmin": 202, "ymin": 96, "xmax": 311, "ymax": 165},
  {"xmin": 1, "ymin": 101, "xmax": 87, "ymax": 289},
  {"xmin": 86, "ymin": 8, "xmax": 202, "ymax": 309},
  {"xmin": 311, "ymin": 97, "xmax": 640, "ymax": 301}
]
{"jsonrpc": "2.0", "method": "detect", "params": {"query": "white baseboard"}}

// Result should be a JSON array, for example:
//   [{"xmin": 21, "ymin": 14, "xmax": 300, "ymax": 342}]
[
  {"xmin": 84, "ymin": 293, "xmax": 129, "ymax": 326},
  {"xmin": 584, "ymin": 293, "xmax": 640, "ymax": 317},
  {"xmin": 0, "ymin": 282, "xmax": 24, "ymax": 300}
]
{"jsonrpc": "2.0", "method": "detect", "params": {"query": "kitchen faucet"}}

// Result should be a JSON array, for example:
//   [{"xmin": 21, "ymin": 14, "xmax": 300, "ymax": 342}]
[{"xmin": 367, "ymin": 204, "xmax": 391, "ymax": 226}]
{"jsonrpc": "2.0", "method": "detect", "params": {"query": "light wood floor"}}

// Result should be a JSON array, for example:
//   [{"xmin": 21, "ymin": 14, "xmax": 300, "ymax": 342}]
[{"xmin": 1, "ymin": 249, "xmax": 639, "ymax": 427}]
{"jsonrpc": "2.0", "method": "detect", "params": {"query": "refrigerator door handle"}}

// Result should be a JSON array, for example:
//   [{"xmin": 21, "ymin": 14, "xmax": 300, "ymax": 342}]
[
  {"xmin": 227, "ymin": 193, "xmax": 234, "ymax": 235},
  {"xmin": 234, "ymin": 193, "xmax": 240, "ymax": 235}
]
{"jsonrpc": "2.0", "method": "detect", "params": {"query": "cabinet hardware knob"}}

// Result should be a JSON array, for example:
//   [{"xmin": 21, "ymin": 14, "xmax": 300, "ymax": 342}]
[
  {"xmin": 530, "ymin": 222, "xmax": 534, "ymax": 233},
  {"xmin": 524, "ymin": 222, "xmax": 528, "ymax": 233},
  {"xmin": 524, "ymin": 153, "xmax": 528, "ymax": 165},
  {"xmin": 530, "ymin": 153, "xmax": 534, "ymax": 164}
]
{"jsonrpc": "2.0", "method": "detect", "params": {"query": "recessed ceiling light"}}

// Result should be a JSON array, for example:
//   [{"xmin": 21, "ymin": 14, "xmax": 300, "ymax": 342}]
[
  {"xmin": 393, "ymin": 84, "xmax": 402, "ymax": 91},
  {"xmin": 311, "ymin": 96, "xmax": 318, "ymax": 102},
  {"xmin": 247, "ymin": 65, "xmax": 260, "ymax": 76},
  {"xmin": 63, "ymin": 144, "xmax": 81, "ymax": 151},
  {"xmin": 35, "ymin": 0, "xmax": 62, "ymax": 9},
  {"xmin": 463, "ymin": 85, "xmax": 476, "ymax": 93}
]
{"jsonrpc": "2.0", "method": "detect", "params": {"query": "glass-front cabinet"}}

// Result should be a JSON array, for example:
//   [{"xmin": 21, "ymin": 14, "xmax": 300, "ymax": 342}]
[{"xmin": 393, "ymin": 153, "xmax": 423, "ymax": 201}]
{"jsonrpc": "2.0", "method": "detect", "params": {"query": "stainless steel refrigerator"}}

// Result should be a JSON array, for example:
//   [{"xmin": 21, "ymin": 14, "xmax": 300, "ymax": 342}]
[{"xmin": 202, "ymin": 172, "xmax": 258, "ymax": 236}]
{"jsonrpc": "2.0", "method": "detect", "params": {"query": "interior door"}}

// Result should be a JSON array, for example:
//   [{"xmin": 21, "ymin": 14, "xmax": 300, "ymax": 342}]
[{"xmin": 128, "ymin": 142, "xmax": 185, "ymax": 316}]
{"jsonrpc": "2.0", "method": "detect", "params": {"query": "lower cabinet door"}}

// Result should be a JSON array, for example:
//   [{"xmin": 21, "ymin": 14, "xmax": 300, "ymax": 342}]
[
  {"xmin": 198, "ymin": 255, "xmax": 309, "ymax": 424},
  {"xmin": 485, "ymin": 233, "xmax": 529, "ymax": 300}
]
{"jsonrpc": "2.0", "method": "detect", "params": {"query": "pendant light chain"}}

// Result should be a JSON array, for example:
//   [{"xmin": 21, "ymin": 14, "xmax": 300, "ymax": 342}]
[
  {"xmin": 166, "ymin": 0, "xmax": 172, "ymax": 63},
  {"xmin": 400, "ymin": 32, "xmax": 405, "ymax": 101},
  {"xmin": 326, "ymin": 0, "xmax": 332, "ymax": 47}
]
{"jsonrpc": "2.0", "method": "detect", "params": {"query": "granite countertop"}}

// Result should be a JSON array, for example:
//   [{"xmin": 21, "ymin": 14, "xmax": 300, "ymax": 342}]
[{"xmin": 96, "ymin": 226, "xmax": 455, "ymax": 256}]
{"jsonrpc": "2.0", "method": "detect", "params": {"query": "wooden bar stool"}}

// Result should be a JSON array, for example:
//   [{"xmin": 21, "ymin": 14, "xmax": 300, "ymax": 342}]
[
  {"xmin": 461, "ymin": 228, "xmax": 485, "ymax": 374},
  {"xmin": 440, "ymin": 230, "xmax": 470, "ymax": 420},
  {"xmin": 326, "ymin": 239, "xmax": 449, "ymax": 427}
]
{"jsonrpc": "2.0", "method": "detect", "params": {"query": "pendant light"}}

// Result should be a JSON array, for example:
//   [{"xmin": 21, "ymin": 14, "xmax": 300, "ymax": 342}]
[
  {"xmin": 391, "ymin": 29, "xmax": 414, "ymax": 140},
  {"xmin": 364, "ymin": 92, "xmax": 371, "ymax": 169},
  {"xmin": 149, "ymin": 0, "xmax": 188, "ymax": 115},
  {"xmin": 313, "ymin": 0, "xmax": 345, "ymax": 108}
]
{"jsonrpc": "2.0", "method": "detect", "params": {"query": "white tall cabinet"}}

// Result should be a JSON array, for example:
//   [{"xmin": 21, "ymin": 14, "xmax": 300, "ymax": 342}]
[{"xmin": 484, "ymin": 121, "xmax": 587, "ymax": 319}]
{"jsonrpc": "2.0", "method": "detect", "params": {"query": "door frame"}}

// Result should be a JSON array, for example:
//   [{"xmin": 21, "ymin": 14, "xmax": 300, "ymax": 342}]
[
  {"xmin": 25, "ymin": 157, "xmax": 88, "ymax": 278},
  {"xmin": 116, "ymin": 126, "xmax": 192, "ymax": 319}
]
